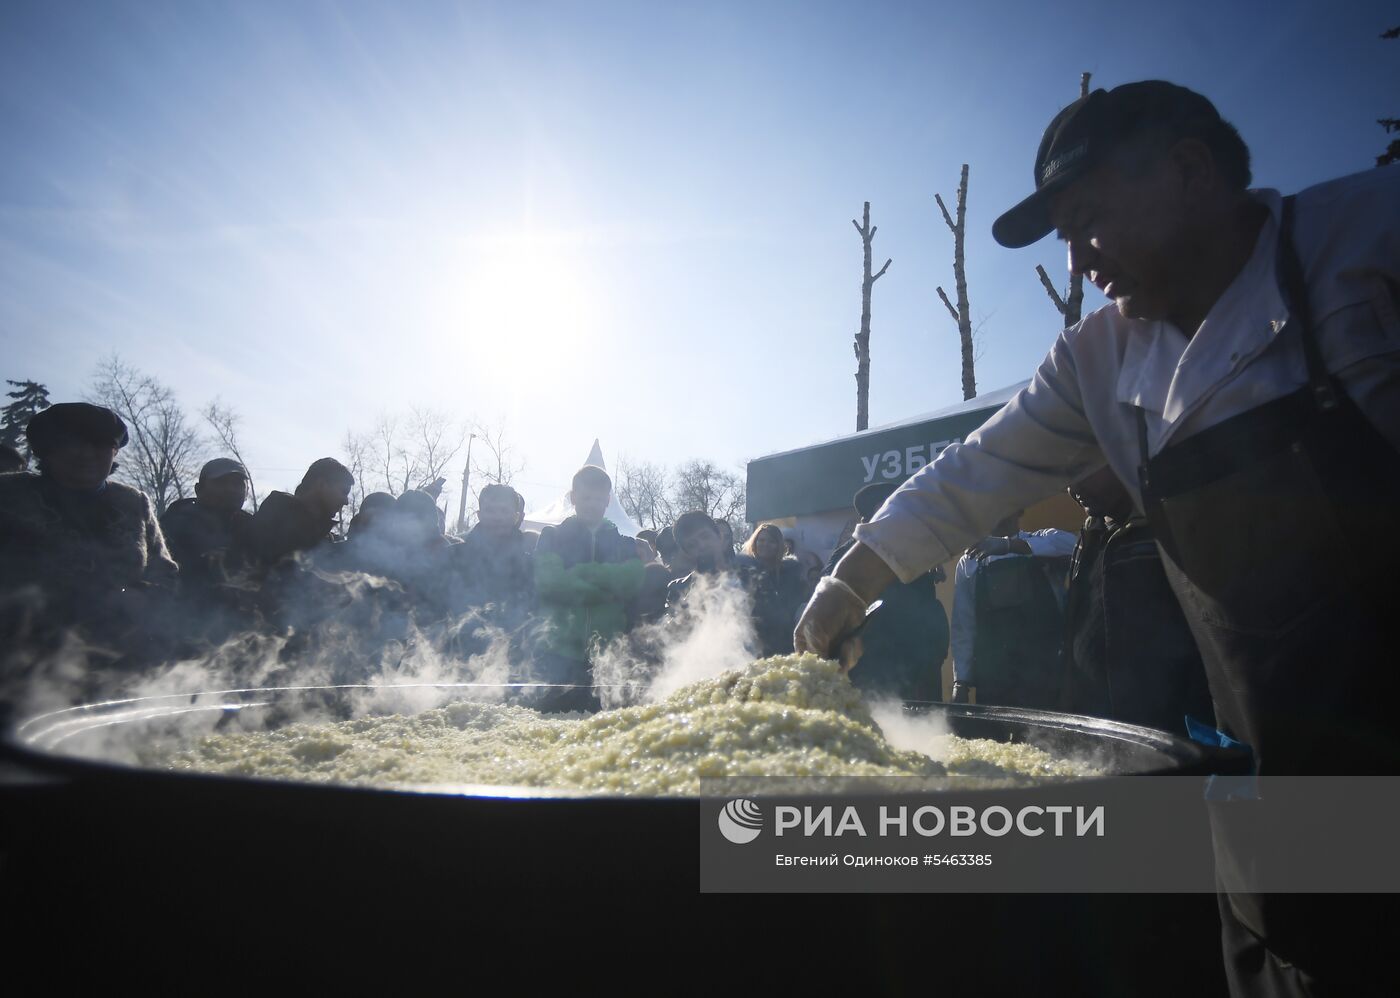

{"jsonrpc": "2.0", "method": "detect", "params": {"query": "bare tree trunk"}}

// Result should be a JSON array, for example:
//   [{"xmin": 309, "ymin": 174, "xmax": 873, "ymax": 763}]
[
  {"xmin": 202, "ymin": 400, "xmax": 259, "ymax": 511},
  {"xmin": 935, "ymin": 165, "xmax": 976, "ymax": 400},
  {"xmin": 1036, "ymin": 72, "xmax": 1092, "ymax": 329},
  {"xmin": 89, "ymin": 355, "xmax": 203, "ymax": 515},
  {"xmin": 852, "ymin": 201, "xmax": 891, "ymax": 431}
]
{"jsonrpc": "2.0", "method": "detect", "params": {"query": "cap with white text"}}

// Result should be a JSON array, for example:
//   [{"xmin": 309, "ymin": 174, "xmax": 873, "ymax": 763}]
[{"xmin": 992, "ymin": 81, "xmax": 1226, "ymax": 249}]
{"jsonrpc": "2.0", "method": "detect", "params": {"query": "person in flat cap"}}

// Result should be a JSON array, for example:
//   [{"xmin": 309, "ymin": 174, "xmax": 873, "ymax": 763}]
[
  {"xmin": 796, "ymin": 80, "xmax": 1400, "ymax": 996},
  {"xmin": 159, "ymin": 457, "xmax": 255, "ymax": 615},
  {"xmin": 0, "ymin": 402, "xmax": 178, "ymax": 674}
]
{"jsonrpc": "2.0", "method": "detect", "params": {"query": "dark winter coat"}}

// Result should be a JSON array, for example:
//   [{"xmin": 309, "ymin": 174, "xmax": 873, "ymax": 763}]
[
  {"xmin": 160, "ymin": 497, "xmax": 254, "ymax": 590},
  {"xmin": 249, "ymin": 491, "xmax": 336, "ymax": 570},
  {"xmin": 824, "ymin": 539, "xmax": 949, "ymax": 702},
  {"xmin": 450, "ymin": 524, "xmax": 534, "ymax": 623},
  {"xmin": 0, "ymin": 472, "xmax": 178, "ymax": 650}
]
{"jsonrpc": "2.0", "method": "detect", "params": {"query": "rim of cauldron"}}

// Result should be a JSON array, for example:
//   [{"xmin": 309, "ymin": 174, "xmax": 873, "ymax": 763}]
[{"xmin": 0, "ymin": 681, "xmax": 1244, "ymax": 798}]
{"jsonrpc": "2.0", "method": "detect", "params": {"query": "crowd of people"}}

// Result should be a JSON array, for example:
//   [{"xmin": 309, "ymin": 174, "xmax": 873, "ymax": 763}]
[
  {"xmin": 1, "ymin": 394, "xmax": 1233, "ymax": 735},
  {"xmin": 0, "ymin": 398, "xmax": 1220, "ymax": 721},
  {"xmin": 0, "ymin": 402, "xmax": 838, "ymax": 708}
]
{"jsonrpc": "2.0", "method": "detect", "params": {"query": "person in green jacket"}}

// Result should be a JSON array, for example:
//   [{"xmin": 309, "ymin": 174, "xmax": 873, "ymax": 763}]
[{"xmin": 530, "ymin": 465, "xmax": 643, "ymax": 709}]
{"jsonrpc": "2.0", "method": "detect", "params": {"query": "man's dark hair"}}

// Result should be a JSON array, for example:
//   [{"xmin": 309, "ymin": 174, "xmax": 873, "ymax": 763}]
[
  {"xmin": 396, "ymin": 489, "xmax": 441, "ymax": 529},
  {"xmin": 480, "ymin": 482, "xmax": 524, "ymax": 513},
  {"xmin": 655, "ymin": 526, "xmax": 678, "ymax": 557},
  {"xmin": 1120, "ymin": 117, "xmax": 1252, "ymax": 192},
  {"xmin": 296, "ymin": 457, "xmax": 353, "ymax": 495},
  {"xmin": 636, "ymin": 528, "xmax": 659, "ymax": 545},
  {"xmin": 571, "ymin": 465, "xmax": 611, "ymax": 492},
  {"xmin": 673, "ymin": 510, "xmax": 718, "ymax": 543}
]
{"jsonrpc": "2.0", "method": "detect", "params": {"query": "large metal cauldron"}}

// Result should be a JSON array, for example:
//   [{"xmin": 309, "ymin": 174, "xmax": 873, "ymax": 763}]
[{"xmin": 0, "ymin": 685, "xmax": 1241, "ymax": 994}]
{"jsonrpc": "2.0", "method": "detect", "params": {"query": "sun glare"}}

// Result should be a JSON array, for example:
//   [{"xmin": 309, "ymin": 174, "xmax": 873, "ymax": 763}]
[{"xmin": 455, "ymin": 237, "xmax": 599, "ymax": 383}]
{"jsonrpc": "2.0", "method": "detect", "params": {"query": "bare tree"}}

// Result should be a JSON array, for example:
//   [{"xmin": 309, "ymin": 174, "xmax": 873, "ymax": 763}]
[
  {"xmin": 342, "ymin": 429, "xmax": 372, "ymax": 518},
  {"xmin": 671, "ymin": 459, "xmax": 746, "ymax": 533},
  {"xmin": 1036, "ymin": 72, "xmax": 1093, "ymax": 328},
  {"xmin": 201, "ymin": 399, "xmax": 259, "ymax": 511},
  {"xmin": 455, "ymin": 418, "xmax": 526, "ymax": 532},
  {"xmin": 409, "ymin": 407, "xmax": 467, "ymax": 494},
  {"xmin": 615, "ymin": 456, "xmax": 673, "ymax": 530},
  {"xmin": 935, "ymin": 165, "xmax": 977, "ymax": 400},
  {"xmin": 344, "ymin": 408, "xmax": 471, "ymax": 525},
  {"xmin": 368, "ymin": 413, "xmax": 418, "ymax": 496},
  {"xmin": 470, "ymin": 418, "xmax": 523, "ymax": 488},
  {"xmin": 852, "ymin": 201, "xmax": 892, "ymax": 431},
  {"xmin": 89, "ymin": 355, "xmax": 204, "ymax": 515}
]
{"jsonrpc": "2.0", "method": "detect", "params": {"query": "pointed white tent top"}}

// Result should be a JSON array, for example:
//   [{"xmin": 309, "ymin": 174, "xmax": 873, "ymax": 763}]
[{"xmin": 522, "ymin": 439, "xmax": 641, "ymax": 537}]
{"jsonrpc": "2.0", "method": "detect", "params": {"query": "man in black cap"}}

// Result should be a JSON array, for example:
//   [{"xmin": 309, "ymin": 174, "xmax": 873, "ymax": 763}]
[
  {"xmin": 160, "ymin": 458, "xmax": 255, "ymax": 592},
  {"xmin": 795, "ymin": 81, "xmax": 1400, "ymax": 996},
  {"xmin": 0, "ymin": 402, "xmax": 178, "ymax": 669}
]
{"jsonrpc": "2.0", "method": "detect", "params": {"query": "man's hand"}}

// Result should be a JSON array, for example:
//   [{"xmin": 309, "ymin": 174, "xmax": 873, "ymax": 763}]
[
  {"xmin": 794, "ymin": 577, "xmax": 868, "ymax": 671},
  {"xmin": 966, "ymin": 536, "xmax": 1029, "ymax": 560},
  {"xmin": 793, "ymin": 542, "xmax": 897, "ymax": 673}
]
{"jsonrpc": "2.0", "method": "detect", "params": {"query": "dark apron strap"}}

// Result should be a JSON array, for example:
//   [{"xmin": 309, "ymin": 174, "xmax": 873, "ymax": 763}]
[{"xmin": 1277, "ymin": 196, "xmax": 1337, "ymax": 412}]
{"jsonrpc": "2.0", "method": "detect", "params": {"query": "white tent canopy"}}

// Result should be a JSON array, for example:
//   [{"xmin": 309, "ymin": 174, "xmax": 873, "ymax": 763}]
[{"xmin": 522, "ymin": 439, "xmax": 641, "ymax": 537}]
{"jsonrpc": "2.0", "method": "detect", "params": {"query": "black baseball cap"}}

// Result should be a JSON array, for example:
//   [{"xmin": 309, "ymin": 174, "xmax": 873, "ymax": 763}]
[
  {"xmin": 853, "ymin": 481, "xmax": 898, "ymax": 521},
  {"xmin": 992, "ymin": 81, "xmax": 1228, "ymax": 249},
  {"xmin": 198, "ymin": 457, "xmax": 247, "ymax": 483}
]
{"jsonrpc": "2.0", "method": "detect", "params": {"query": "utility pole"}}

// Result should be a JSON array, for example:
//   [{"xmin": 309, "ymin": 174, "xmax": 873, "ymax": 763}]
[{"xmin": 456, "ymin": 432, "xmax": 476, "ymax": 534}]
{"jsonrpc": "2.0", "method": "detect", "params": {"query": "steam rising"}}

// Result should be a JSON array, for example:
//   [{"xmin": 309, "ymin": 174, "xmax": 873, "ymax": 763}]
[
  {"xmin": 7, "ymin": 557, "xmax": 769, "ymax": 761},
  {"xmin": 869, "ymin": 698, "xmax": 954, "ymax": 760},
  {"xmin": 5, "ymin": 553, "xmax": 1134, "ymax": 784},
  {"xmin": 591, "ymin": 572, "xmax": 758, "ymax": 708}
]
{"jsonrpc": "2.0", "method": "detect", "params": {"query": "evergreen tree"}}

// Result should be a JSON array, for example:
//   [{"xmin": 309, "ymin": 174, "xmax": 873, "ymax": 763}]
[{"xmin": 1, "ymin": 380, "xmax": 51, "ymax": 462}]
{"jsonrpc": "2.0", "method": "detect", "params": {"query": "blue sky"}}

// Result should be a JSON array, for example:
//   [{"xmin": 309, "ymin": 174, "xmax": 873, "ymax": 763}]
[{"xmin": 2, "ymin": 0, "xmax": 1396, "ymax": 509}]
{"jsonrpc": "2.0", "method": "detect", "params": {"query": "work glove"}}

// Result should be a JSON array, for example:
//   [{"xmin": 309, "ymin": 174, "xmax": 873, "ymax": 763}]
[{"xmin": 793, "ymin": 576, "xmax": 868, "ymax": 672}]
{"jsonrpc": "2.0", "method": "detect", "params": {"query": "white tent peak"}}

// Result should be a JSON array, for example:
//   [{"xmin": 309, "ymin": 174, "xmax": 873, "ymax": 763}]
[
  {"xmin": 584, "ymin": 438, "xmax": 605, "ymax": 470},
  {"xmin": 522, "ymin": 440, "xmax": 640, "ymax": 537}
]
